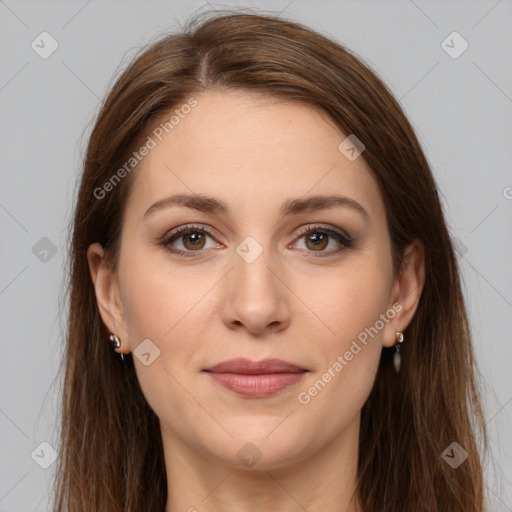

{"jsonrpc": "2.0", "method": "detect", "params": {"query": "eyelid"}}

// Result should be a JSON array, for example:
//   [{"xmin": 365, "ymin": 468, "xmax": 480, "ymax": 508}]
[
  {"xmin": 293, "ymin": 224, "xmax": 352, "ymax": 245},
  {"xmin": 161, "ymin": 223, "xmax": 221, "ymax": 244}
]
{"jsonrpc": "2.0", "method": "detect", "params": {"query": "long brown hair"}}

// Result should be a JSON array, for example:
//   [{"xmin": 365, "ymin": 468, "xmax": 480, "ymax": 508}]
[{"xmin": 53, "ymin": 8, "xmax": 488, "ymax": 511}]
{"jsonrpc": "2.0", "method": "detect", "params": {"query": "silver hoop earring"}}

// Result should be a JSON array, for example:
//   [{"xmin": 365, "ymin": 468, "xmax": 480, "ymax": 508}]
[
  {"xmin": 109, "ymin": 333, "xmax": 125, "ymax": 361},
  {"xmin": 393, "ymin": 331, "xmax": 404, "ymax": 373}
]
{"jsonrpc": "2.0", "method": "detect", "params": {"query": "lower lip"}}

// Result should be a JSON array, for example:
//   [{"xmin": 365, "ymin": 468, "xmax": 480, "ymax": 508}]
[{"xmin": 205, "ymin": 371, "xmax": 306, "ymax": 397}]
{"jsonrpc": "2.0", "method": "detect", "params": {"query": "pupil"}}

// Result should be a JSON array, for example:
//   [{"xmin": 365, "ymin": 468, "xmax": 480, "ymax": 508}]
[
  {"xmin": 310, "ymin": 233, "xmax": 323, "ymax": 245},
  {"xmin": 189, "ymin": 233, "xmax": 201, "ymax": 244}
]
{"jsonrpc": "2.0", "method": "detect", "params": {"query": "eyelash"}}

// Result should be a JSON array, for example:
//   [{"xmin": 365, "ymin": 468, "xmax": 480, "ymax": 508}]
[{"xmin": 159, "ymin": 223, "xmax": 353, "ymax": 259}]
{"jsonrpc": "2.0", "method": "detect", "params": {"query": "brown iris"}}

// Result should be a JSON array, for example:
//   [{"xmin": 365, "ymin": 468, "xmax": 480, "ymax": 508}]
[
  {"xmin": 182, "ymin": 231, "xmax": 206, "ymax": 250},
  {"xmin": 305, "ymin": 232, "xmax": 328, "ymax": 251}
]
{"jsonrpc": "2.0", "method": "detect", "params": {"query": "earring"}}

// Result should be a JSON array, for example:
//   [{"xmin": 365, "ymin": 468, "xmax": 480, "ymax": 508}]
[
  {"xmin": 393, "ymin": 331, "xmax": 404, "ymax": 373},
  {"xmin": 109, "ymin": 333, "xmax": 125, "ymax": 361}
]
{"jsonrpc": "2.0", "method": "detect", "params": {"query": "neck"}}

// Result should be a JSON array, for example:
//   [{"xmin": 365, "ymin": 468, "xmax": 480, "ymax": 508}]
[{"xmin": 163, "ymin": 413, "xmax": 362, "ymax": 512}]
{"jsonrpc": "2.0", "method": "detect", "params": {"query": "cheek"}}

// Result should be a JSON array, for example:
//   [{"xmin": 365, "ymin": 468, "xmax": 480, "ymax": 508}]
[
  {"xmin": 118, "ymin": 258, "xmax": 206, "ymax": 423},
  {"xmin": 305, "ymin": 257, "xmax": 391, "ymax": 344},
  {"xmin": 296, "ymin": 257, "xmax": 391, "ymax": 403},
  {"xmin": 121, "ymin": 270, "xmax": 171, "ymax": 343},
  {"xmin": 294, "ymin": 279, "xmax": 388, "ymax": 441},
  {"xmin": 119, "ymin": 245, "xmax": 198, "ymax": 340},
  {"xmin": 119, "ymin": 251, "xmax": 216, "ymax": 377}
]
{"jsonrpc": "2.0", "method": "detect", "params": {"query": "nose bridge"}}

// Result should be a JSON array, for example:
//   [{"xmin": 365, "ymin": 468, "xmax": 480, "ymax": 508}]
[
  {"xmin": 222, "ymin": 234, "xmax": 289, "ymax": 333},
  {"xmin": 234, "ymin": 234, "xmax": 280, "ymax": 302}
]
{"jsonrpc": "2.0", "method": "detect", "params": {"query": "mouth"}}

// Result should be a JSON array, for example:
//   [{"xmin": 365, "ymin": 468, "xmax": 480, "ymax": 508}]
[{"xmin": 202, "ymin": 358, "xmax": 308, "ymax": 398}]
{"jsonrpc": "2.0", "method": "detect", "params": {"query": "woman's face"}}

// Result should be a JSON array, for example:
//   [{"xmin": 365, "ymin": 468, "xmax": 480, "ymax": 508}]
[{"xmin": 89, "ymin": 90, "xmax": 422, "ymax": 470}]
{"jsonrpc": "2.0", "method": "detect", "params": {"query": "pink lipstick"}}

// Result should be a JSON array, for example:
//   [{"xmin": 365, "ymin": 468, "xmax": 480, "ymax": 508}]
[{"xmin": 203, "ymin": 358, "xmax": 308, "ymax": 398}]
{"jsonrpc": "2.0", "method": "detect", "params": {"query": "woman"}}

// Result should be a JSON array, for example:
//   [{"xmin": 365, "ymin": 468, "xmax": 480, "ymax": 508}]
[{"xmin": 53, "ymin": 9, "xmax": 488, "ymax": 512}]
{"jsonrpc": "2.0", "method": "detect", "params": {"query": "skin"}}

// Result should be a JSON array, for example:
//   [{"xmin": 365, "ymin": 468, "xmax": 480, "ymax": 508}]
[{"xmin": 87, "ymin": 90, "xmax": 425, "ymax": 512}]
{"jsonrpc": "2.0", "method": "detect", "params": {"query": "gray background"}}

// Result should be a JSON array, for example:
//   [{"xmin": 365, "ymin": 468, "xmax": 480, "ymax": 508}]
[{"xmin": 0, "ymin": 0, "xmax": 511, "ymax": 510}]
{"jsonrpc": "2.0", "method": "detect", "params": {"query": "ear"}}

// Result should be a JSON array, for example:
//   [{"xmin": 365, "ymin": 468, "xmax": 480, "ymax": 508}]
[
  {"xmin": 382, "ymin": 239, "xmax": 426, "ymax": 348},
  {"xmin": 87, "ymin": 242, "xmax": 130, "ymax": 355}
]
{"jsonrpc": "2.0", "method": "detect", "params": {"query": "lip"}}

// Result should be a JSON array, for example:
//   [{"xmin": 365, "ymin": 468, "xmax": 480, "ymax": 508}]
[
  {"xmin": 203, "ymin": 358, "xmax": 308, "ymax": 398},
  {"xmin": 203, "ymin": 357, "xmax": 307, "ymax": 374}
]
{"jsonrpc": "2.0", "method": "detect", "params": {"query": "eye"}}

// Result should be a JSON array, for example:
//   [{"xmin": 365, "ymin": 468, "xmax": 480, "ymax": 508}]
[
  {"xmin": 291, "ymin": 225, "xmax": 353, "ymax": 257},
  {"xmin": 160, "ymin": 224, "xmax": 221, "ymax": 257},
  {"xmin": 160, "ymin": 223, "xmax": 353, "ymax": 258}
]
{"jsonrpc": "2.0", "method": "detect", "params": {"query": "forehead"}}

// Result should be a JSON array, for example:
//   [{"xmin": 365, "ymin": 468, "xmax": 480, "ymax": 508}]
[{"xmin": 125, "ymin": 90, "xmax": 385, "ymax": 222}]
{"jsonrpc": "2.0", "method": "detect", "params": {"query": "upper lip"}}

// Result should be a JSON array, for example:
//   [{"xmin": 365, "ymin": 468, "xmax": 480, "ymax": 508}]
[{"xmin": 203, "ymin": 358, "xmax": 307, "ymax": 374}]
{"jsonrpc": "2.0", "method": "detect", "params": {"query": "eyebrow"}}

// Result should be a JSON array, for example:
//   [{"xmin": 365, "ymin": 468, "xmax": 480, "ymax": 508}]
[{"xmin": 143, "ymin": 193, "xmax": 370, "ymax": 221}]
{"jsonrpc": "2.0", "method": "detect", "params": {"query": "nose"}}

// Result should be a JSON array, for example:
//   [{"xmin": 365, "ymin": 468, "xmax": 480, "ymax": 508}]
[{"xmin": 222, "ymin": 244, "xmax": 291, "ymax": 336}]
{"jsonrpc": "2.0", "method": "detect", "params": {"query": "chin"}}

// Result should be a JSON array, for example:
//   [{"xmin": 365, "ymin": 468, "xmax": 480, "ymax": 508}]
[{"xmin": 203, "ymin": 427, "xmax": 309, "ymax": 470}]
